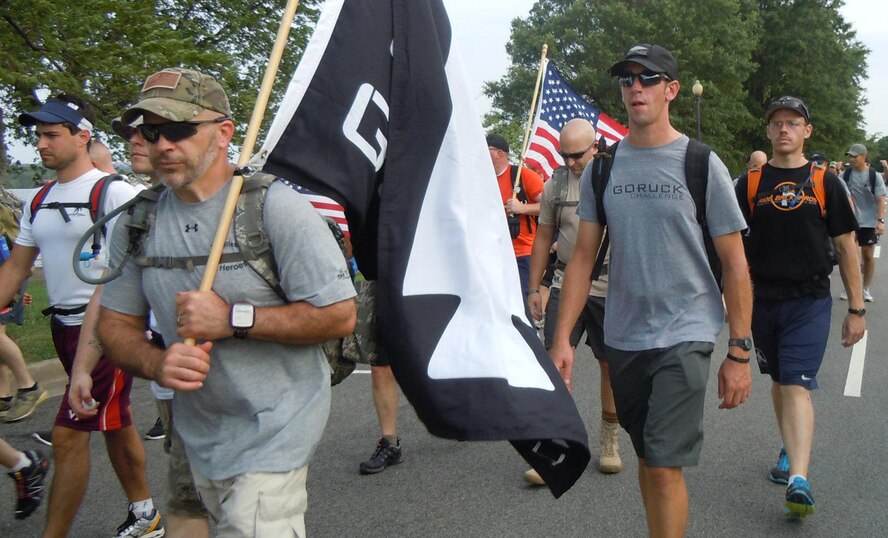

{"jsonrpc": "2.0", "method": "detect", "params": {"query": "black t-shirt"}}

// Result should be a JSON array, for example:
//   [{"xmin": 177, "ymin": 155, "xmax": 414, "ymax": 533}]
[{"xmin": 735, "ymin": 163, "xmax": 858, "ymax": 300}]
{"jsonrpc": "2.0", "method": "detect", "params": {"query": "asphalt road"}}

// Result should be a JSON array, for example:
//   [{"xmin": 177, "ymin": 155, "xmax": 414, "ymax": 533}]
[{"xmin": 1, "ymin": 263, "xmax": 886, "ymax": 537}]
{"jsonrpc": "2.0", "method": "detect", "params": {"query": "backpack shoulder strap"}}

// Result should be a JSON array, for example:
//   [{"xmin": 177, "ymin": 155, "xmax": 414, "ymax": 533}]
[
  {"xmin": 811, "ymin": 164, "xmax": 827, "ymax": 218},
  {"xmin": 590, "ymin": 139, "xmax": 618, "ymax": 280},
  {"xmin": 842, "ymin": 168, "xmax": 851, "ymax": 183},
  {"xmin": 869, "ymin": 167, "xmax": 877, "ymax": 194},
  {"xmin": 235, "ymin": 172, "xmax": 286, "ymax": 300},
  {"xmin": 684, "ymin": 138, "xmax": 711, "ymax": 226},
  {"xmin": 550, "ymin": 166, "xmax": 575, "ymax": 231},
  {"xmin": 747, "ymin": 168, "xmax": 762, "ymax": 214},
  {"xmin": 88, "ymin": 174, "xmax": 126, "ymax": 225},
  {"xmin": 29, "ymin": 181, "xmax": 57, "ymax": 224}
]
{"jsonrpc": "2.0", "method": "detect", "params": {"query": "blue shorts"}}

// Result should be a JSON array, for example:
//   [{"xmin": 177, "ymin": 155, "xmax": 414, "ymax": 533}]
[
  {"xmin": 752, "ymin": 296, "xmax": 831, "ymax": 390},
  {"xmin": 0, "ymin": 282, "xmax": 28, "ymax": 326}
]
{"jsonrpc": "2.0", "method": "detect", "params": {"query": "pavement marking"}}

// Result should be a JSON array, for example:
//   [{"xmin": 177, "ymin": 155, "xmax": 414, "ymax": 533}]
[
  {"xmin": 875, "ymin": 245, "xmax": 881, "ymax": 258},
  {"xmin": 352, "ymin": 369, "xmax": 372, "ymax": 374},
  {"xmin": 844, "ymin": 330, "xmax": 867, "ymax": 397}
]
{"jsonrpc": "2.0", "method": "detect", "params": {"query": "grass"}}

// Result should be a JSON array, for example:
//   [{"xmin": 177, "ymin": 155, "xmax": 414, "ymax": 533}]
[{"xmin": 5, "ymin": 269, "xmax": 58, "ymax": 363}]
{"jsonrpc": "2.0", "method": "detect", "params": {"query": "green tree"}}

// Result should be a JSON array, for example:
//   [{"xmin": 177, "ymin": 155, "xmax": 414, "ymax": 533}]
[
  {"xmin": 744, "ymin": 0, "xmax": 868, "ymax": 163},
  {"xmin": 486, "ymin": 0, "xmax": 867, "ymax": 174},
  {"xmin": 0, "ymin": 0, "xmax": 319, "ymax": 168}
]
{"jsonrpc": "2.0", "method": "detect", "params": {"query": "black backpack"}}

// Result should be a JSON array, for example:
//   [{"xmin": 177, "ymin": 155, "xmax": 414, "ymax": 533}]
[
  {"xmin": 590, "ymin": 138, "xmax": 720, "ymax": 288},
  {"xmin": 842, "ymin": 167, "xmax": 878, "ymax": 194},
  {"xmin": 506, "ymin": 165, "xmax": 536, "ymax": 239}
]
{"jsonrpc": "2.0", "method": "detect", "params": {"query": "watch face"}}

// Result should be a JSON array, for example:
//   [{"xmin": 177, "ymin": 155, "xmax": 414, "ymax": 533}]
[{"xmin": 231, "ymin": 303, "xmax": 255, "ymax": 328}]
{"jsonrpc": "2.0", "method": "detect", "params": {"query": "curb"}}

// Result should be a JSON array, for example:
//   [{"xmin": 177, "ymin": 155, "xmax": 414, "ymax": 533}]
[{"xmin": 27, "ymin": 359, "xmax": 67, "ymax": 398}]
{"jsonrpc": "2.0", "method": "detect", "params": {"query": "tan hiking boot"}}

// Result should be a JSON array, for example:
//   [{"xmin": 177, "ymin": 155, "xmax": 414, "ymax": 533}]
[
  {"xmin": 599, "ymin": 419, "xmax": 623, "ymax": 474},
  {"xmin": 523, "ymin": 468, "xmax": 545, "ymax": 486}
]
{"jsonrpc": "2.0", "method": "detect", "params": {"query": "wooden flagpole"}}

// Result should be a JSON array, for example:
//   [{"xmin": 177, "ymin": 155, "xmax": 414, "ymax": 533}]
[
  {"xmin": 512, "ymin": 43, "xmax": 548, "ymax": 197},
  {"xmin": 185, "ymin": 0, "xmax": 301, "ymax": 346}
]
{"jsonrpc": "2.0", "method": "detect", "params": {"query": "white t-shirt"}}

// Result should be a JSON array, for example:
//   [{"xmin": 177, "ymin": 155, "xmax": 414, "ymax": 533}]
[{"xmin": 16, "ymin": 168, "xmax": 140, "ymax": 325}]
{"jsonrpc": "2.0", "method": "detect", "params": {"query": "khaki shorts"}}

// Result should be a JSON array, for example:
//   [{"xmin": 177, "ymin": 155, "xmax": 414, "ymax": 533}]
[
  {"xmin": 192, "ymin": 466, "xmax": 308, "ymax": 538},
  {"xmin": 157, "ymin": 399, "xmax": 208, "ymax": 519}
]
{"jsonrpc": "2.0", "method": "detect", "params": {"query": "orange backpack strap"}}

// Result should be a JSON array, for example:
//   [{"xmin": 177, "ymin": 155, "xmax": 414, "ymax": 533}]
[
  {"xmin": 810, "ymin": 163, "xmax": 827, "ymax": 218},
  {"xmin": 746, "ymin": 167, "xmax": 761, "ymax": 214}
]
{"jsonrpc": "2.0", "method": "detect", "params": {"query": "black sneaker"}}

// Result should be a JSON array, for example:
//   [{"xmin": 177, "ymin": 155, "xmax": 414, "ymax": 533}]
[
  {"xmin": 32, "ymin": 430, "xmax": 52, "ymax": 447},
  {"xmin": 359, "ymin": 437, "xmax": 402, "ymax": 474},
  {"xmin": 144, "ymin": 418, "xmax": 165, "ymax": 440},
  {"xmin": 8, "ymin": 449, "xmax": 50, "ymax": 520}
]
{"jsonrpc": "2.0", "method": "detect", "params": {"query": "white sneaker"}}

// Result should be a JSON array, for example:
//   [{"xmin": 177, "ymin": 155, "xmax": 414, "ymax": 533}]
[
  {"xmin": 863, "ymin": 288, "xmax": 874, "ymax": 302},
  {"xmin": 839, "ymin": 290, "xmax": 848, "ymax": 300}
]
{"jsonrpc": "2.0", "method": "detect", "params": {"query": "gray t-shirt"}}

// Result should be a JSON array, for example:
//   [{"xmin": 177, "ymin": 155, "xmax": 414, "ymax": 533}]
[
  {"xmin": 101, "ymin": 179, "xmax": 356, "ymax": 480},
  {"xmin": 577, "ymin": 135, "xmax": 746, "ymax": 351},
  {"xmin": 846, "ymin": 167, "xmax": 887, "ymax": 227}
]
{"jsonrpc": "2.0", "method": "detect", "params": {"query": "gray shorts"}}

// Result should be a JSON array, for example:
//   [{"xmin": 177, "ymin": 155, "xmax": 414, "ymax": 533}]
[
  {"xmin": 606, "ymin": 341, "xmax": 713, "ymax": 467},
  {"xmin": 157, "ymin": 399, "xmax": 209, "ymax": 519},
  {"xmin": 543, "ymin": 288, "xmax": 606, "ymax": 361}
]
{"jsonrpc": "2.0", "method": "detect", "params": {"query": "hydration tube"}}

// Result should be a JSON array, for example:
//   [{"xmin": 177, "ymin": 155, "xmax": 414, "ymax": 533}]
[{"xmin": 72, "ymin": 184, "xmax": 166, "ymax": 285}]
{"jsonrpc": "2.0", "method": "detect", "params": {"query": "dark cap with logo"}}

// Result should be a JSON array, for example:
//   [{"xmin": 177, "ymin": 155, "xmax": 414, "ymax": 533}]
[
  {"xmin": 19, "ymin": 99, "xmax": 94, "ymax": 131},
  {"xmin": 486, "ymin": 133, "xmax": 509, "ymax": 153},
  {"xmin": 121, "ymin": 68, "xmax": 231, "ymax": 124},
  {"xmin": 609, "ymin": 44, "xmax": 679, "ymax": 80},
  {"xmin": 765, "ymin": 96, "xmax": 810, "ymax": 122}
]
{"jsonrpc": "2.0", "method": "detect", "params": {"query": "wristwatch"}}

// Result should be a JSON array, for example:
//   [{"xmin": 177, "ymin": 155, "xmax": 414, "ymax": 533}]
[
  {"xmin": 728, "ymin": 337, "xmax": 754, "ymax": 351},
  {"xmin": 878, "ymin": 217, "xmax": 885, "ymax": 223},
  {"xmin": 848, "ymin": 308, "xmax": 866, "ymax": 317},
  {"xmin": 230, "ymin": 302, "xmax": 255, "ymax": 338}
]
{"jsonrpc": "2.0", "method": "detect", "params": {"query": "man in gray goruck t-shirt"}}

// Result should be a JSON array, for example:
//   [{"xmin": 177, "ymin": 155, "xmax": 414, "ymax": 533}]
[
  {"xmin": 549, "ymin": 44, "xmax": 753, "ymax": 538},
  {"xmin": 97, "ymin": 68, "xmax": 356, "ymax": 537}
]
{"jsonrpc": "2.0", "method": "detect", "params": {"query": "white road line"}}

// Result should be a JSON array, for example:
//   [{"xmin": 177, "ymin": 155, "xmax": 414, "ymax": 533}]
[
  {"xmin": 875, "ymin": 245, "xmax": 881, "ymax": 259},
  {"xmin": 844, "ymin": 330, "xmax": 867, "ymax": 397},
  {"xmin": 352, "ymin": 369, "xmax": 372, "ymax": 374}
]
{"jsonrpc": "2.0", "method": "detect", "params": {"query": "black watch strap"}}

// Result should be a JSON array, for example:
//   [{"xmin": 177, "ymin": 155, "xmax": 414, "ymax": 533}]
[
  {"xmin": 726, "ymin": 352, "xmax": 750, "ymax": 364},
  {"xmin": 848, "ymin": 308, "xmax": 866, "ymax": 317},
  {"xmin": 727, "ymin": 337, "xmax": 753, "ymax": 351}
]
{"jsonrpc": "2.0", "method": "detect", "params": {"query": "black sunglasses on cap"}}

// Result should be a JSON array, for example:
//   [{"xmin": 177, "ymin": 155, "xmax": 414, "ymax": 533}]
[
  {"xmin": 137, "ymin": 117, "xmax": 231, "ymax": 144},
  {"xmin": 618, "ymin": 71, "xmax": 670, "ymax": 88},
  {"xmin": 559, "ymin": 141, "xmax": 597, "ymax": 161}
]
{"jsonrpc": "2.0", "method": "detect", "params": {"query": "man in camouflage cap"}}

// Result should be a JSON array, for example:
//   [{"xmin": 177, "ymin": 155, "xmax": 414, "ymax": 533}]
[{"xmin": 98, "ymin": 68, "xmax": 357, "ymax": 536}]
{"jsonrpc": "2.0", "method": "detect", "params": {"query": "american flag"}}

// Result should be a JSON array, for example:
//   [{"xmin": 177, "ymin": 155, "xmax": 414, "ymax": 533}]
[
  {"xmin": 524, "ymin": 62, "xmax": 627, "ymax": 180},
  {"xmin": 290, "ymin": 183, "xmax": 349, "ymax": 236}
]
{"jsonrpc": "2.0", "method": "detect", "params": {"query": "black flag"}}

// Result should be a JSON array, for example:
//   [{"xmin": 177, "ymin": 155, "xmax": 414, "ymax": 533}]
[{"xmin": 259, "ymin": 0, "xmax": 589, "ymax": 498}]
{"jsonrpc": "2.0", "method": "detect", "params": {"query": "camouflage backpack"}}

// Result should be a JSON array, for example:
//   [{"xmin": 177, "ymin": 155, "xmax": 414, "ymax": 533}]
[
  {"xmin": 0, "ymin": 185, "xmax": 23, "ymax": 250},
  {"xmin": 118, "ymin": 170, "xmax": 377, "ymax": 385}
]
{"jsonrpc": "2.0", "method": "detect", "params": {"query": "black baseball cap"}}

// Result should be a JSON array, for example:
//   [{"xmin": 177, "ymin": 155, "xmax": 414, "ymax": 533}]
[
  {"xmin": 486, "ymin": 133, "xmax": 509, "ymax": 153},
  {"xmin": 608, "ymin": 44, "xmax": 679, "ymax": 80},
  {"xmin": 765, "ymin": 96, "xmax": 810, "ymax": 122}
]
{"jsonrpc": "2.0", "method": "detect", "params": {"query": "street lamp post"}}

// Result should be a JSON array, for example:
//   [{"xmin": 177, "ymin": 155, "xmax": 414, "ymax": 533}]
[{"xmin": 692, "ymin": 80, "xmax": 703, "ymax": 141}]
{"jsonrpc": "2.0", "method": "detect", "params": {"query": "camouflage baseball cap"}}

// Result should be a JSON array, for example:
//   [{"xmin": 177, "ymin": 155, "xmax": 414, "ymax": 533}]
[{"xmin": 121, "ymin": 68, "xmax": 231, "ymax": 124}]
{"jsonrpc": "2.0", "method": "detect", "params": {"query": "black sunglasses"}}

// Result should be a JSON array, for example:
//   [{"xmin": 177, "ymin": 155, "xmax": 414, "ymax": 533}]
[
  {"xmin": 559, "ymin": 141, "xmax": 597, "ymax": 161},
  {"xmin": 137, "ymin": 117, "xmax": 230, "ymax": 143},
  {"xmin": 618, "ymin": 71, "xmax": 669, "ymax": 88}
]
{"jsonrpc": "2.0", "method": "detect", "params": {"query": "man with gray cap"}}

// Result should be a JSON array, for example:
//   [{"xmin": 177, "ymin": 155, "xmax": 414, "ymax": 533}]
[
  {"xmin": 839, "ymin": 143, "xmax": 886, "ymax": 302},
  {"xmin": 550, "ymin": 44, "xmax": 753, "ymax": 537},
  {"xmin": 97, "ymin": 68, "xmax": 357, "ymax": 537},
  {"xmin": 0, "ymin": 93, "xmax": 161, "ymax": 537}
]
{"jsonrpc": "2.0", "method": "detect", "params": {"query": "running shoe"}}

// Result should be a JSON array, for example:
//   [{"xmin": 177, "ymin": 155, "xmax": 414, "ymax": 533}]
[
  {"xmin": 785, "ymin": 476, "xmax": 816, "ymax": 517},
  {"xmin": 143, "ymin": 418, "xmax": 165, "ymax": 440},
  {"xmin": 115, "ymin": 508, "xmax": 165, "ymax": 537},
  {"xmin": 359, "ymin": 437, "xmax": 402, "ymax": 474},
  {"xmin": 3, "ymin": 385, "xmax": 48, "ymax": 422},
  {"xmin": 8, "ymin": 449, "xmax": 50, "ymax": 520},
  {"xmin": 863, "ymin": 288, "xmax": 874, "ymax": 302},
  {"xmin": 839, "ymin": 289, "xmax": 848, "ymax": 300},
  {"xmin": 769, "ymin": 447, "xmax": 790, "ymax": 485}
]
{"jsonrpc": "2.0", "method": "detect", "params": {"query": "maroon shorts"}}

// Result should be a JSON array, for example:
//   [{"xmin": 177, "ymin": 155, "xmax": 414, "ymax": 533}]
[{"xmin": 51, "ymin": 317, "xmax": 133, "ymax": 432}]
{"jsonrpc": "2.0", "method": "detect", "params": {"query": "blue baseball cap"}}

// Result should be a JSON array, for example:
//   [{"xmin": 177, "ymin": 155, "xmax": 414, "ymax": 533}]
[{"xmin": 18, "ymin": 99, "xmax": 94, "ymax": 131}]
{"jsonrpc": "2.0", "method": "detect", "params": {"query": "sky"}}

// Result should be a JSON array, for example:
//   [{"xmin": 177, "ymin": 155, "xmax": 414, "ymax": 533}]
[{"xmin": 8, "ymin": 0, "xmax": 887, "ymax": 162}]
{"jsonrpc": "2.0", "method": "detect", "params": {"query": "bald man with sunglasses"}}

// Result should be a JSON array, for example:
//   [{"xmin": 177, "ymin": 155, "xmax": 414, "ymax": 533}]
[
  {"xmin": 550, "ymin": 44, "xmax": 753, "ymax": 538},
  {"xmin": 97, "ymin": 68, "xmax": 357, "ymax": 537}
]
